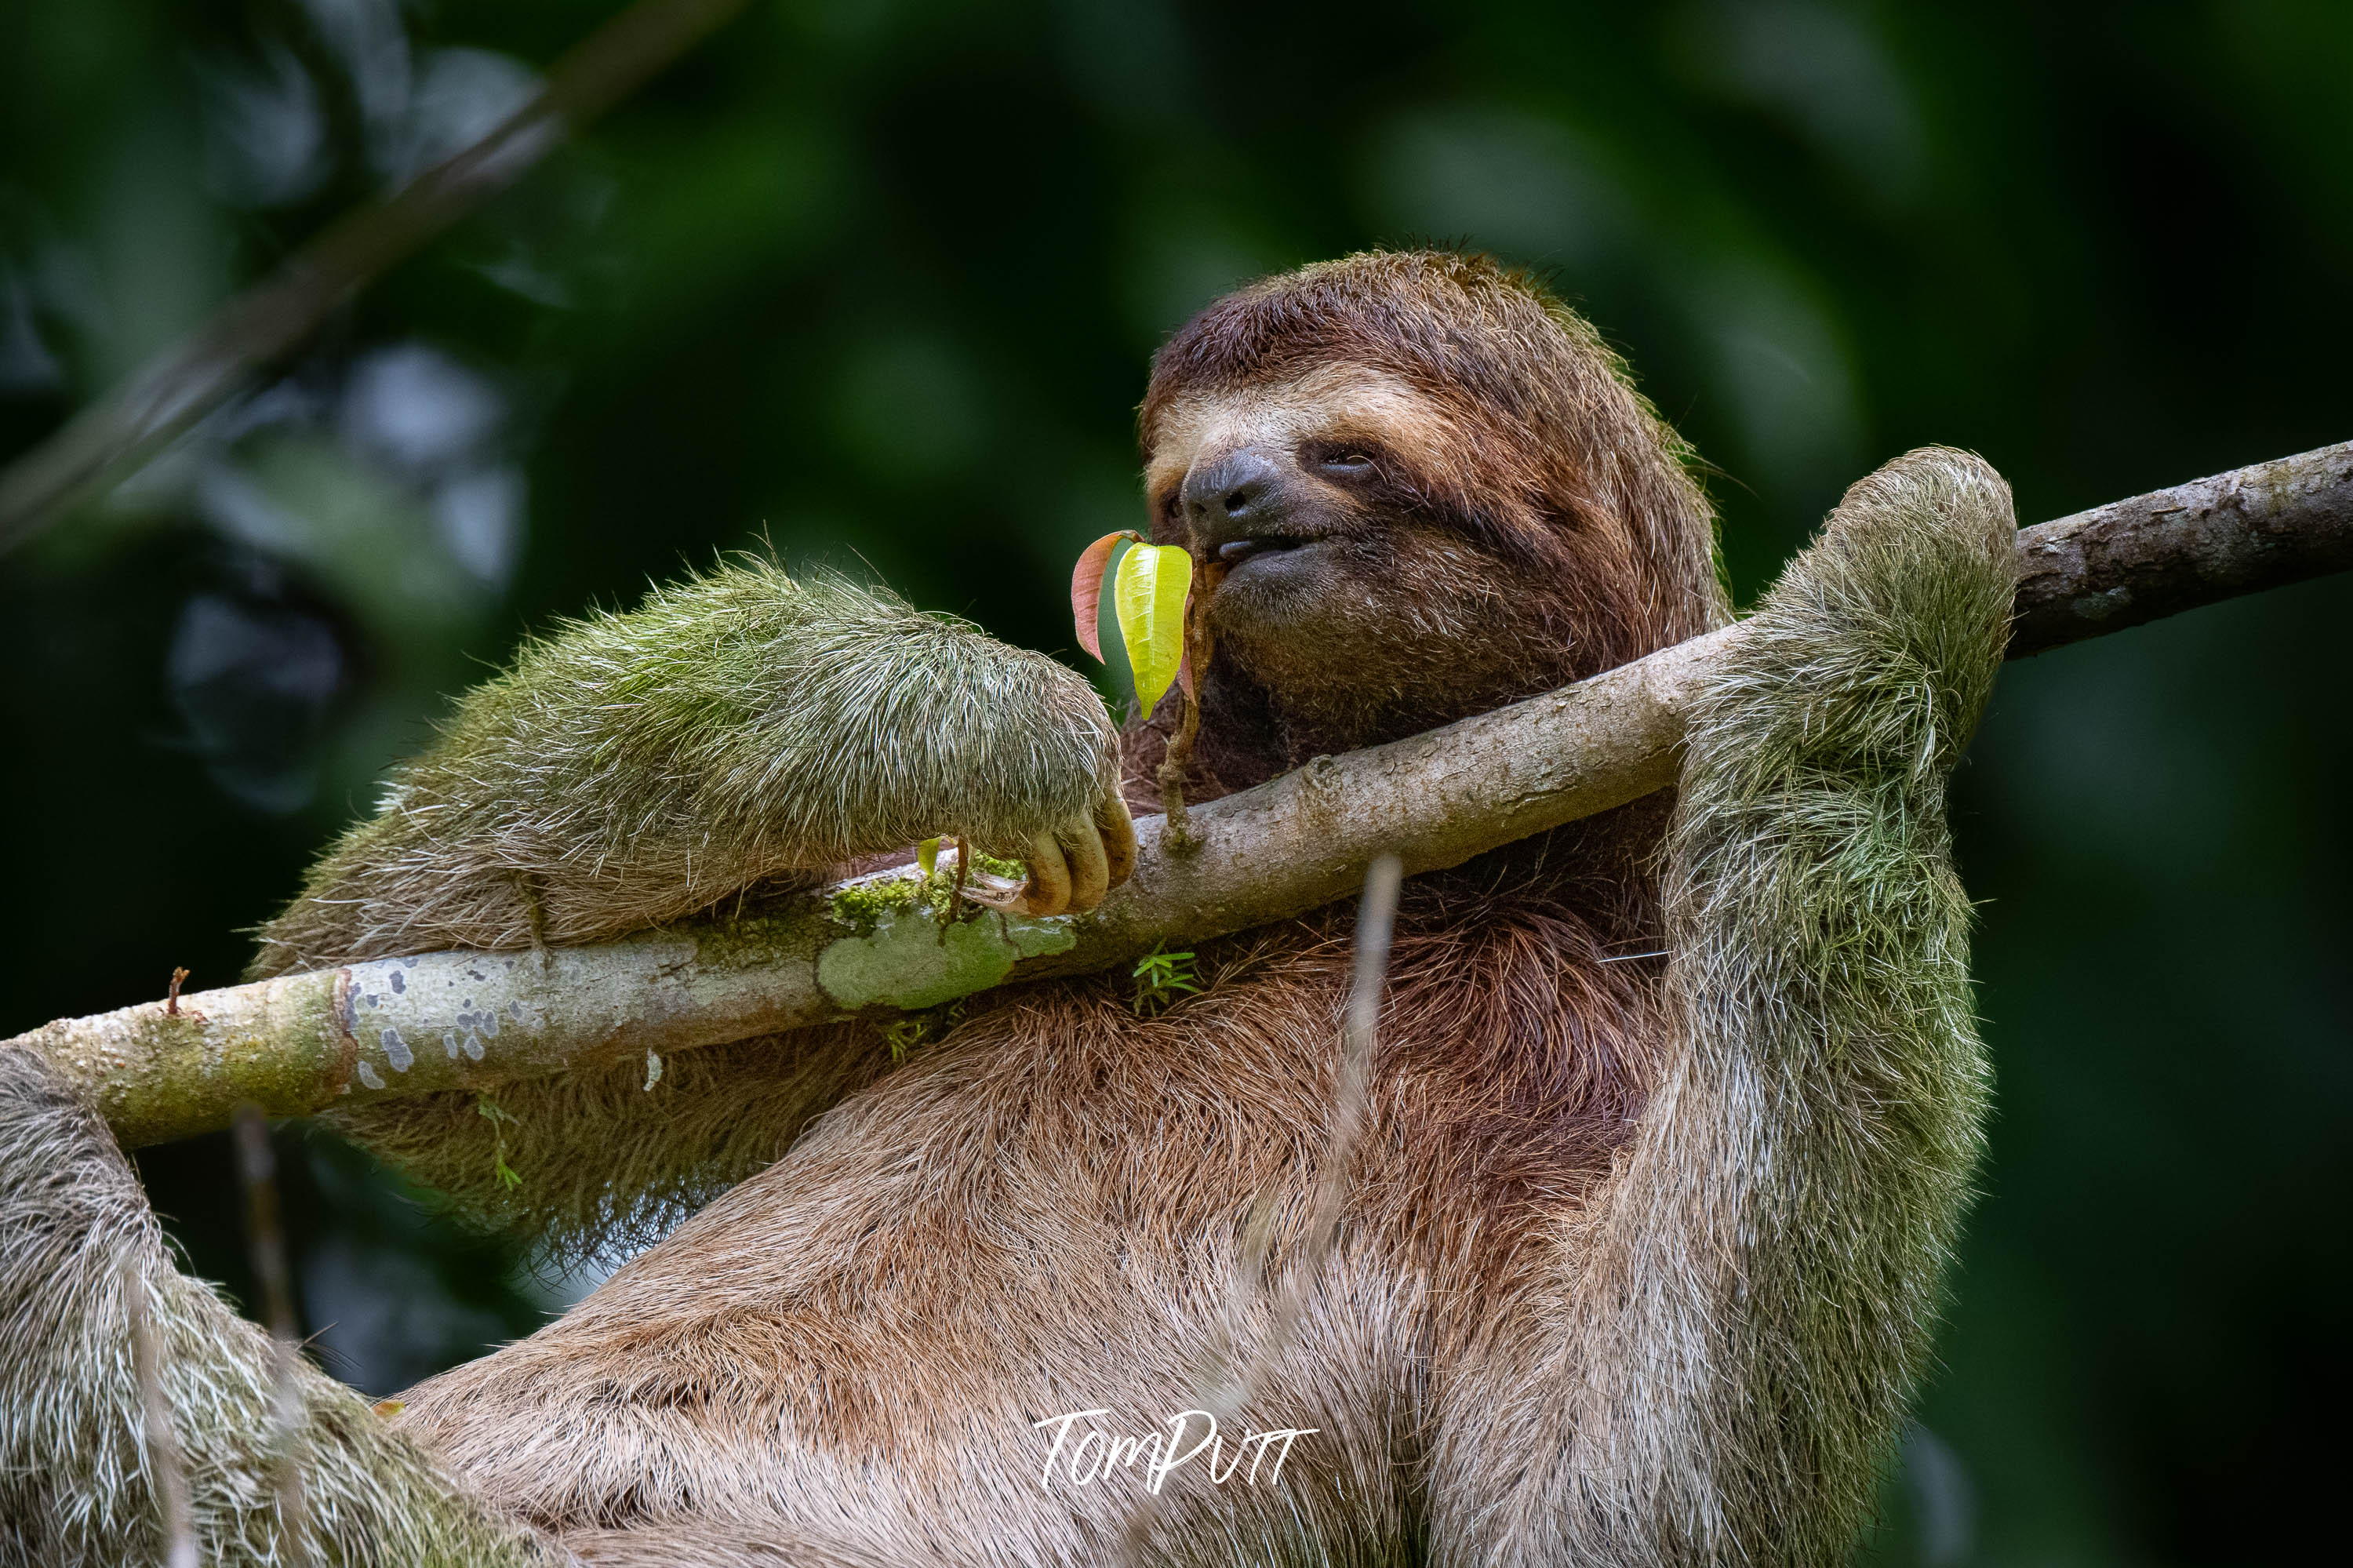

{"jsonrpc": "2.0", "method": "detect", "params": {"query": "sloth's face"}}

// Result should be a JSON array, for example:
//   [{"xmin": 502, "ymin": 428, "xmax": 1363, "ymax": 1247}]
[
  {"xmin": 1144, "ymin": 361, "xmax": 1573, "ymax": 762},
  {"xmin": 1144, "ymin": 362, "xmax": 1451, "ymax": 632}
]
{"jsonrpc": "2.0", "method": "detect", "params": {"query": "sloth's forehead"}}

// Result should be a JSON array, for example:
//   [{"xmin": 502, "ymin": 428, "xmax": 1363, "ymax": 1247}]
[{"xmin": 1144, "ymin": 362, "xmax": 1453, "ymax": 496}]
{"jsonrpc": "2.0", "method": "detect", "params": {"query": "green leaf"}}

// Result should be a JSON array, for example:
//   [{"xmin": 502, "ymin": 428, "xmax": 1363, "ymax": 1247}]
[
  {"xmin": 1131, "ymin": 947, "xmax": 1203, "ymax": 1015},
  {"xmin": 1113, "ymin": 541, "xmax": 1193, "ymax": 716}
]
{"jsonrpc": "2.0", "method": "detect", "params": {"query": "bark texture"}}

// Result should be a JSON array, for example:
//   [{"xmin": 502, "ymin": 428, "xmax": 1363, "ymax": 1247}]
[{"xmin": 2009, "ymin": 439, "xmax": 2353, "ymax": 654}]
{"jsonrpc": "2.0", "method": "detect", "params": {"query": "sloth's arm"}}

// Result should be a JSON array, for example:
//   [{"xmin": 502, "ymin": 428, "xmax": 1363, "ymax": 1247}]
[
  {"xmin": 1488, "ymin": 449, "xmax": 2017, "ymax": 1567},
  {"xmin": 251, "ymin": 566, "xmax": 1133, "ymax": 978},
  {"xmin": 250, "ymin": 566, "xmax": 1131, "ymax": 1263},
  {"xmin": 0, "ymin": 1047, "xmax": 557, "ymax": 1566}
]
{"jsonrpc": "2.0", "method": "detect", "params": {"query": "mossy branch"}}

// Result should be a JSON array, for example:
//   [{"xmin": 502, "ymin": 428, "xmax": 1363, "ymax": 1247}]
[{"xmin": 11, "ymin": 440, "xmax": 2351, "ymax": 1147}]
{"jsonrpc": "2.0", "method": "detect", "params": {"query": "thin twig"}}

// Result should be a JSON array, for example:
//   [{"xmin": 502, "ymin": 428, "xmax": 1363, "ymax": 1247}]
[
  {"xmin": 231, "ymin": 1104, "xmax": 308, "ymax": 1568},
  {"xmin": 1116, "ymin": 853, "xmax": 1402, "ymax": 1561},
  {"xmin": 1155, "ymin": 591, "xmax": 1217, "ymax": 851},
  {"xmin": 0, "ymin": 0, "xmax": 755, "ymax": 554},
  {"xmin": 123, "ymin": 1261, "xmax": 199, "ymax": 1568}
]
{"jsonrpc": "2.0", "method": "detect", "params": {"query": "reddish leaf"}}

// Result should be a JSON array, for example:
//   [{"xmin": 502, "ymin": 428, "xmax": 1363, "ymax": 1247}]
[{"xmin": 1069, "ymin": 530, "xmax": 1138, "ymax": 660}]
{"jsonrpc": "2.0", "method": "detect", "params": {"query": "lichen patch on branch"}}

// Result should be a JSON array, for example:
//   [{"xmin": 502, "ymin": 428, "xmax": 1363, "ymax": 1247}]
[{"xmin": 816, "ymin": 900, "xmax": 1076, "ymax": 1013}]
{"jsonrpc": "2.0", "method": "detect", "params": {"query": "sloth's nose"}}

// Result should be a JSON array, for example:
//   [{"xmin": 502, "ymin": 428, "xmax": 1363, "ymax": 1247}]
[{"xmin": 1181, "ymin": 447, "xmax": 1282, "ymax": 546}]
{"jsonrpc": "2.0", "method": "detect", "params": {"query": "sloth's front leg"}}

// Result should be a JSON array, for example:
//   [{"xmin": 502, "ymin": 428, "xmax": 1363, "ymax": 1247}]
[
  {"xmin": 244, "ymin": 566, "xmax": 1141, "ymax": 1257},
  {"xmin": 251, "ymin": 566, "xmax": 1135, "ymax": 977},
  {"xmin": 1431, "ymin": 446, "xmax": 2020, "ymax": 1567}
]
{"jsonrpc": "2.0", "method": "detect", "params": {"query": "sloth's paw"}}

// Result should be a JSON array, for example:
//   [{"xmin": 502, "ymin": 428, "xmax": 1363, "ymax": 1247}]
[
  {"xmin": 962, "ymin": 783, "xmax": 1136, "ymax": 917},
  {"xmin": 1711, "ymin": 447, "xmax": 2018, "ymax": 795},
  {"xmin": 1800, "ymin": 445, "xmax": 2018, "ymax": 671}
]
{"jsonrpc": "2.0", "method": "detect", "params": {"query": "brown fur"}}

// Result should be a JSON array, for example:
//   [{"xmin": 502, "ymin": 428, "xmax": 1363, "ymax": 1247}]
[{"xmin": 400, "ymin": 897, "xmax": 1667, "ymax": 1563}]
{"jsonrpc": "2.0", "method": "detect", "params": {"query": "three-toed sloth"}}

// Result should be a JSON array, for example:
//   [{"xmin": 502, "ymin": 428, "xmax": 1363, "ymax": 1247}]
[{"xmin": 0, "ymin": 251, "xmax": 2018, "ymax": 1566}]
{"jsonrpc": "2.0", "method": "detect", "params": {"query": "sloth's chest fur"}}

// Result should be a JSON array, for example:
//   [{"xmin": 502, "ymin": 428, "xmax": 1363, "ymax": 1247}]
[
  {"xmin": 393, "ymin": 883, "xmax": 1668, "ymax": 1523},
  {"xmin": 702, "ymin": 875, "xmax": 1660, "ymax": 1312}
]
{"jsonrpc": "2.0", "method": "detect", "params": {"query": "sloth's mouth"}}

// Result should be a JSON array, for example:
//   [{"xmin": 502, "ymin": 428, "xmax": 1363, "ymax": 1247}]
[
  {"xmin": 1205, "ymin": 533, "xmax": 1336, "ymax": 622},
  {"xmin": 1214, "ymin": 535, "xmax": 1315, "ymax": 568}
]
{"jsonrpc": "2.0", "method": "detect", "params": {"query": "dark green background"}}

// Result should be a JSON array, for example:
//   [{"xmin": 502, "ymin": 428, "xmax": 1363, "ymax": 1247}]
[{"xmin": 3, "ymin": 2, "xmax": 2347, "ymax": 1561}]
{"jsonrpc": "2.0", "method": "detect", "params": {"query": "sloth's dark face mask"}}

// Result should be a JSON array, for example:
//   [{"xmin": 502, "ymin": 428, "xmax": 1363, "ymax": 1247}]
[{"xmin": 1143, "ymin": 364, "xmax": 1588, "ymax": 766}]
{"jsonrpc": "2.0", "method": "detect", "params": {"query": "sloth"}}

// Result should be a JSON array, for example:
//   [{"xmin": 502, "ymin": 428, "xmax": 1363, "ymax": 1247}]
[{"xmin": 0, "ymin": 250, "xmax": 2018, "ymax": 1566}]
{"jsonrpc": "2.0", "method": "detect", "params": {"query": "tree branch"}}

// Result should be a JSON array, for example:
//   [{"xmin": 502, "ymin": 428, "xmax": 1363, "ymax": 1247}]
[
  {"xmin": 0, "ymin": 0, "xmax": 752, "ymax": 556},
  {"xmin": 2009, "ymin": 440, "xmax": 2353, "ymax": 655},
  {"xmin": 11, "ymin": 440, "xmax": 2351, "ymax": 1146}
]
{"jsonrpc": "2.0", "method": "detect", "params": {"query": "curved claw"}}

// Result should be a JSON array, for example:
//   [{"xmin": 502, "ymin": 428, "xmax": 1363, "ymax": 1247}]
[
  {"xmin": 954, "ymin": 787, "xmax": 1138, "ymax": 919},
  {"xmin": 1012, "ymin": 831, "xmax": 1074, "ymax": 917},
  {"xmin": 1096, "ymin": 790, "xmax": 1136, "ymax": 890}
]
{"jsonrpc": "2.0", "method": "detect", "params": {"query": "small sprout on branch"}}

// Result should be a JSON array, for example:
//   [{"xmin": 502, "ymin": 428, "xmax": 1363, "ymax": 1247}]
[
  {"xmin": 880, "ymin": 999, "xmax": 966, "ymax": 1063},
  {"xmin": 1132, "ymin": 948, "xmax": 1202, "ymax": 1016},
  {"xmin": 879, "ymin": 1017, "xmax": 928, "ymax": 1061},
  {"xmin": 476, "ymin": 1094, "xmax": 523, "ymax": 1190},
  {"xmin": 162, "ymin": 966, "xmax": 205, "ymax": 1022}
]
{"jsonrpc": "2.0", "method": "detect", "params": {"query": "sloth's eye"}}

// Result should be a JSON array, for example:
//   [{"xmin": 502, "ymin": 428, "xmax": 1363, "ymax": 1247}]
[{"xmin": 1312, "ymin": 446, "xmax": 1378, "ymax": 478}]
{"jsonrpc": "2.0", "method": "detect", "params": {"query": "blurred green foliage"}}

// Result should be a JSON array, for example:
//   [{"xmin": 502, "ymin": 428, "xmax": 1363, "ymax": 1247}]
[{"xmin": 2, "ymin": 2, "xmax": 2348, "ymax": 1562}]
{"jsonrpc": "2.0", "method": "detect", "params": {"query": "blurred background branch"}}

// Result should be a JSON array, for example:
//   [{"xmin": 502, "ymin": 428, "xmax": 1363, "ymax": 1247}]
[{"xmin": 0, "ymin": 0, "xmax": 748, "ymax": 555}]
